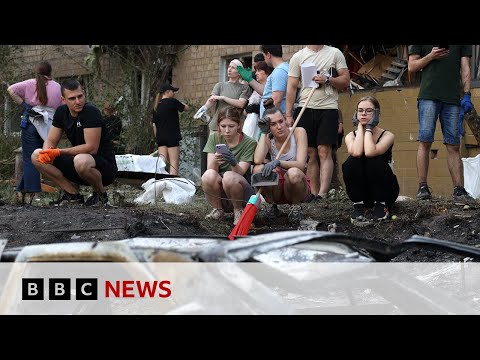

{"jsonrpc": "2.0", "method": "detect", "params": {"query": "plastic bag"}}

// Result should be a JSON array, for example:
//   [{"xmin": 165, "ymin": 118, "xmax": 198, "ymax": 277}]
[
  {"xmin": 30, "ymin": 105, "xmax": 55, "ymax": 140},
  {"xmin": 462, "ymin": 154, "xmax": 480, "ymax": 199},
  {"xmin": 243, "ymin": 112, "xmax": 260, "ymax": 141},
  {"xmin": 134, "ymin": 177, "xmax": 196, "ymax": 205}
]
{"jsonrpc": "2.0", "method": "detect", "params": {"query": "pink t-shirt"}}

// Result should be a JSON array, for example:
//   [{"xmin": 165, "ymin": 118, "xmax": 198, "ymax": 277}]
[{"xmin": 9, "ymin": 78, "xmax": 63, "ymax": 109}]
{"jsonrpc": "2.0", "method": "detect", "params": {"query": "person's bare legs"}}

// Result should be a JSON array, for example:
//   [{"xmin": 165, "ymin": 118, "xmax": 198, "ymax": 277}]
[
  {"xmin": 201, "ymin": 169, "xmax": 223, "ymax": 209},
  {"xmin": 417, "ymin": 141, "xmax": 432, "ymax": 183},
  {"xmin": 32, "ymin": 149, "xmax": 79, "ymax": 194},
  {"xmin": 318, "ymin": 144, "xmax": 333, "ymax": 197},
  {"xmin": 167, "ymin": 146, "xmax": 180, "ymax": 176},
  {"xmin": 158, "ymin": 146, "xmax": 169, "ymax": 173},
  {"xmin": 445, "ymin": 144, "xmax": 463, "ymax": 187},
  {"xmin": 306, "ymin": 147, "xmax": 319, "ymax": 195},
  {"xmin": 74, "ymin": 154, "xmax": 104, "ymax": 192},
  {"xmin": 284, "ymin": 168, "xmax": 309, "ymax": 204},
  {"xmin": 223, "ymin": 171, "xmax": 249, "ymax": 211}
]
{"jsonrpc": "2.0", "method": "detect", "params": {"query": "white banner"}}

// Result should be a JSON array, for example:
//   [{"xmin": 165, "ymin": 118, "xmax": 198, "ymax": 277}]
[{"xmin": 0, "ymin": 262, "xmax": 479, "ymax": 315}]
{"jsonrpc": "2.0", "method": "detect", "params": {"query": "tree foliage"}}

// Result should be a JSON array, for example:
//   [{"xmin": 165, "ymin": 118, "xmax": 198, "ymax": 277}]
[
  {"xmin": 85, "ymin": 45, "xmax": 185, "ymax": 154},
  {"xmin": 0, "ymin": 45, "xmax": 23, "ymax": 180}
]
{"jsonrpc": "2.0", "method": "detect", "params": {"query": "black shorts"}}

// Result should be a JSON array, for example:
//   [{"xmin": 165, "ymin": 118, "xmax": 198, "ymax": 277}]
[
  {"xmin": 53, "ymin": 154, "xmax": 117, "ymax": 187},
  {"xmin": 157, "ymin": 139, "xmax": 180, "ymax": 148},
  {"xmin": 295, "ymin": 108, "xmax": 339, "ymax": 148},
  {"xmin": 156, "ymin": 133, "xmax": 182, "ymax": 148}
]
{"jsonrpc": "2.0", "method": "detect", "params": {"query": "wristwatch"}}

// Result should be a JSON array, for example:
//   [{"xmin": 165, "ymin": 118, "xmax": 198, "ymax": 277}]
[
  {"xmin": 325, "ymin": 73, "xmax": 331, "ymax": 85},
  {"xmin": 464, "ymin": 91, "xmax": 472, "ymax": 96}
]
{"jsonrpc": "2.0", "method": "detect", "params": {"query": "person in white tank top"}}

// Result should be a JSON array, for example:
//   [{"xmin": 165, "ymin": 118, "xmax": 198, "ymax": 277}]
[{"xmin": 252, "ymin": 107, "xmax": 311, "ymax": 224}]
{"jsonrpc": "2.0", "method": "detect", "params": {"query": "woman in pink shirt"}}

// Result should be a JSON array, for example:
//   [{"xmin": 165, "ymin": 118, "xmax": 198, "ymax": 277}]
[{"xmin": 7, "ymin": 61, "xmax": 62, "ymax": 204}]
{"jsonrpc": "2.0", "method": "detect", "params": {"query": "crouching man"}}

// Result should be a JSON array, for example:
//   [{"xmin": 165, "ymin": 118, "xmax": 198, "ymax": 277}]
[{"xmin": 32, "ymin": 78, "xmax": 117, "ymax": 206}]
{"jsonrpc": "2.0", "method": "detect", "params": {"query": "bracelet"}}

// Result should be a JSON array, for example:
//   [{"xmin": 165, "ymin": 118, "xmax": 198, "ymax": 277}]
[{"xmin": 365, "ymin": 129, "xmax": 373, "ymax": 133}]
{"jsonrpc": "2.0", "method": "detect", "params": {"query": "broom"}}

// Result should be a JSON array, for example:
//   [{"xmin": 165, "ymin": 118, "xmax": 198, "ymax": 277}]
[{"xmin": 228, "ymin": 86, "xmax": 317, "ymax": 240}]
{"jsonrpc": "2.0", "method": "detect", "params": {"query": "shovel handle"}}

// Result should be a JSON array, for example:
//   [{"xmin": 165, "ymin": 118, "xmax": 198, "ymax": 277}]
[{"xmin": 275, "ymin": 86, "xmax": 317, "ymax": 159}]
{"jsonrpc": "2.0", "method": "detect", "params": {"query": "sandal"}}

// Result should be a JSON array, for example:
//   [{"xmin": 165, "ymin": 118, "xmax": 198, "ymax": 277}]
[{"xmin": 205, "ymin": 208, "xmax": 224, "ymax": 220}]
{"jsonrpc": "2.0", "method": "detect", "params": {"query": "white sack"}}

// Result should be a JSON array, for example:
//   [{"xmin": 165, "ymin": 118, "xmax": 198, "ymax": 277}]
[
  {"xmin": 134, "ymin": 177, "xmax": 196, "ymax": 205},
  {"xmin": 115, "ymin": 154, "xmax": 168, "ymax": 174},
  {"xmin": 462, "ymin": 154, "xmax": 480, "ymax": 199}
]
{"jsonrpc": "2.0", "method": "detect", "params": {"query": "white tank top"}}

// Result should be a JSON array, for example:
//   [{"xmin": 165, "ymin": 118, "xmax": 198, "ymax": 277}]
[{"xmin": 271, "ymin": 128, "xmax": 297, "ymax": 161}]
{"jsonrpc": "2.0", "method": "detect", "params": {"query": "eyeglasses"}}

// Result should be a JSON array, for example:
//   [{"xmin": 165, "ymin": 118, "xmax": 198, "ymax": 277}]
[{"xmin": 356, "ymin": 108, "xmax": 375, "ymax": 114}]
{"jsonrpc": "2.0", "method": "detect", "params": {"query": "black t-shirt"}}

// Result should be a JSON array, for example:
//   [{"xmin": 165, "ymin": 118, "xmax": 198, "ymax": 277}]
[
  {"xmin": 52, "ymin": 103, "xmax": 115, "ymax": 162},
  {"xmin": 152, "ymin": 98, "xmax": 185, "ymax": 143}
]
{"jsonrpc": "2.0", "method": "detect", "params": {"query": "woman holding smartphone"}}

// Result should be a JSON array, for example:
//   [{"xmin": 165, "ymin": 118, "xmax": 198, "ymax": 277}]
[{"xmin": 201, "ymin": 106, "xmax": 257, "ymax": 225}]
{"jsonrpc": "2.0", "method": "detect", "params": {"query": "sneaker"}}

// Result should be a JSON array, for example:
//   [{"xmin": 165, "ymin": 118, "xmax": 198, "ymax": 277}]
[
  {"xmin": 351, "ymin": 203, "xmax": 366, "ymax": 222},
  {"xmin": 373, "ymin": 202, "xmax": 389, "ymax": 220},
  {"xmin": 265, "ymin": 203, "xmax": 281, "ymax": 218},
  {"xmin": 233, "ymin": 209, "xmax": 243, "ymax": 225},
  {"xmin": 416, "ymin": 184, "xmax": 432, "ymax": 200},
  {"xmin": 452, "ymin": 186, "xmax": 476, "ymax": 204},
  {"xmin": 85, "ymin": 192, "xmax": 109, "ymax": 207},
  {"xmin": 288, "ymin": 204, "xmax": 304, "ymax": 223},
  {"xmin": 51, "ymin": 191, "xmax": 84, "ymax": 206},
  {"xmin": 205, "ymin": 208, "xmax": 224, "ymax": 220}
]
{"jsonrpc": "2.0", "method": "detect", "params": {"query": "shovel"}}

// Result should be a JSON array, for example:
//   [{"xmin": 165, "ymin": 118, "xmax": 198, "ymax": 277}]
[
  {"xmin": 251, "ymin": 85, "xmax": 317, "ymax": 188},
  {"xmin": 251, "ymin": 171, "xmax": 279, "ymax": 187},
  {"xmin": 229, "ymin": 86, "xmax": 318, "ymax": 240}
]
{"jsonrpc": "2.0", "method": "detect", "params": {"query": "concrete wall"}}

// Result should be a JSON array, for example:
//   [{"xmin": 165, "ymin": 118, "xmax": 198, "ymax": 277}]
[{"xmin": 337, "ymin": 87, "xmax": 480, "ymax": 198}]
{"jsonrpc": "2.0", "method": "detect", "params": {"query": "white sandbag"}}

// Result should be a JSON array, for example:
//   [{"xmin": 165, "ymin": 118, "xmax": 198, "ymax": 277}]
[
  {"xmin": 462, "ymin": 154, "xmax": 480, "ymax": 199},
  {"xmin": 134, "ymin": 177, "xmax": 196, "ymax": 205},
  {"xmin": 115, "ymin": 154, "xmax": 168, "ymax": 174}
]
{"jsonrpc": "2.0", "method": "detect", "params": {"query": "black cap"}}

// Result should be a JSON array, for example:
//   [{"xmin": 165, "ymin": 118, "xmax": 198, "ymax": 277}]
[{"xmin": 160, "ymin": 83, "xmax": 179, "ymax": 93}]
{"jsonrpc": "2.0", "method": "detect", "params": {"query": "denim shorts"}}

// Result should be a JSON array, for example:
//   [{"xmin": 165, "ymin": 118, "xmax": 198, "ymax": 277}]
[{"xmin": 417, "ymin": 99, "xmax": 460, "ymax": 145}]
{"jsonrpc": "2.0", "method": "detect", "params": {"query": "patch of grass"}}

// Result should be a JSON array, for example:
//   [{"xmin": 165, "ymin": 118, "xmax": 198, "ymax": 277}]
[{"xmin": 0, "ymin": 181, "xmax": 15, "ymax": 202}]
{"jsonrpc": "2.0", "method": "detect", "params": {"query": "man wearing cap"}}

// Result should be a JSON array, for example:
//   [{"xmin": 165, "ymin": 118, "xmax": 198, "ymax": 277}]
[{"xmin": 152, "ymin": 83, "xmax": 189, "ymax": 175}]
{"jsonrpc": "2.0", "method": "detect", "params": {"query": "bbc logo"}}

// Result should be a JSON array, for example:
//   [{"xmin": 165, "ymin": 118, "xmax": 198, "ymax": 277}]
[{"xmin": 22, "ymin": 278, "xmax": 98, "ymax": 300}]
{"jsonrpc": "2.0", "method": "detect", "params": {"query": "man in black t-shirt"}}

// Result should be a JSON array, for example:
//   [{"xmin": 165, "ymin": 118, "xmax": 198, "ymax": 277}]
[{"xmin": 32, "ymin": 78, "xmax": 117, "ymax": 206}]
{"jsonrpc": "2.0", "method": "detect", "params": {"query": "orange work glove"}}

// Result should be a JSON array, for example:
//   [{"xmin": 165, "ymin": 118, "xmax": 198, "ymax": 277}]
[{"xmin": 38, "ymin": 148, "xmax": 60, "ymax": 164}]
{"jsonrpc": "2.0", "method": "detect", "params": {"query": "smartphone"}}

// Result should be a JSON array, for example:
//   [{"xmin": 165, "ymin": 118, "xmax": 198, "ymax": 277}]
[
  {"xmin": 216, "ymin": 144, "xmax": 229, "ymax": 155},
  {"xmin": 438, "ymin": 45, "xmax": 449, "ymax": 50}
]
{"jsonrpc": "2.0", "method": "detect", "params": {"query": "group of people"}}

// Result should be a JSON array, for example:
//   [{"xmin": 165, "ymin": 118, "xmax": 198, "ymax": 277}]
[
  {"xmin": 7, "ymin": 44, "xmax": 476, "ymax": 222},
  {"xmin": 197, "ymin": 44, "xmax": 476, "ymax": 226},
  {"xmin": 8, "ymin": 62, "xmax": 119, "ymax": 206}
]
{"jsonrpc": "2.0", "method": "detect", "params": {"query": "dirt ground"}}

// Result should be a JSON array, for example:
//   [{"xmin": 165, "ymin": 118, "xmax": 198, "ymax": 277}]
[{"xmin": 0, "ymin": 183, "xmax": 479, "ymax": 262}]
